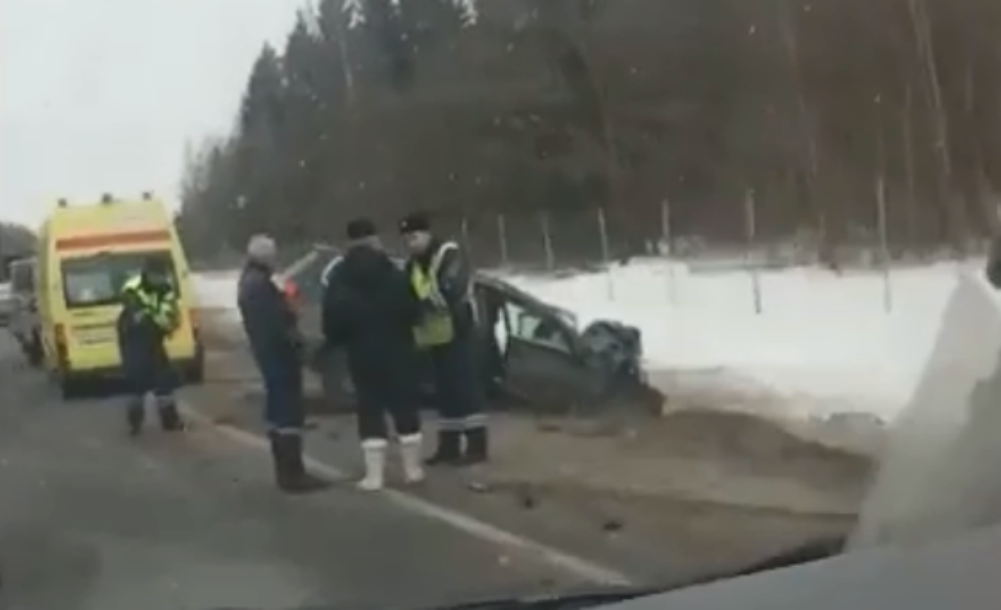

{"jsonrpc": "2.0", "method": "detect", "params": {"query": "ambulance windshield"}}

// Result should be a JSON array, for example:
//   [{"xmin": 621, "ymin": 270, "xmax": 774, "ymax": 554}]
[{"xmin": 61, "ymin": 250, "xmax": 176, "ymax": 308}]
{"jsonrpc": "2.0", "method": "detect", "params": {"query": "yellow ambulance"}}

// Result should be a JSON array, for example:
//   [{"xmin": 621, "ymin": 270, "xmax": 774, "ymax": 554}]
[{"xmin": 37, "ymin": 193, "xmax": 204, "ymax": 398}]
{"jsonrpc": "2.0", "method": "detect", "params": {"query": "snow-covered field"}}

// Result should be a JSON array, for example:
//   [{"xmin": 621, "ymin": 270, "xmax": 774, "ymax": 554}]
[
  {"xmin": 193, "ymin": 270, "xmax": 240, "ymax": 310},
  {"xmin": 194, "ymin": 259, "xmax": 982, "ymax": 425}
]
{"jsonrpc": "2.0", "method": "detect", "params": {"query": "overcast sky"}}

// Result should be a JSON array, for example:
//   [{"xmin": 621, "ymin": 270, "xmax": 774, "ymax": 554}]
[{"xmin": 0, "ymin": 0, "xmax": 300, "ymax": 228}]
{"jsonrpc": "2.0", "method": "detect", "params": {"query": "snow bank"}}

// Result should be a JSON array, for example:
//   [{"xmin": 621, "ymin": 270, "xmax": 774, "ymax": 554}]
[
  {"xmin": 852, "ymin": 271, "xmax": 1001, "ymax": 547},
  {"xmin": 193, "ymin": 270, "xmax": 240, "ymax": 309}
]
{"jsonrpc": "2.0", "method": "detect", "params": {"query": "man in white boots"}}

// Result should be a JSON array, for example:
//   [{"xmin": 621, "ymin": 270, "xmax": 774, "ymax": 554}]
[{"xmin": 321, "ymin": 218, "xmax": 425, "ymax": 490}]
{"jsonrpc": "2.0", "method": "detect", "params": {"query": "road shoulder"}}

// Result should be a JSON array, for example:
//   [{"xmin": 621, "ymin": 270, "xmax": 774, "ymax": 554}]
[{"xmin": 183, "ymin": 346, "xmax": 861, "ymax": 586}]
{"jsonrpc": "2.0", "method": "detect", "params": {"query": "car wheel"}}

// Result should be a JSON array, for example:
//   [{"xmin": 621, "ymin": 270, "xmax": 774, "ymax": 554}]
[
  {"xmin": 58, "ymin": 375, "xmax": 85, "ymax": 400},
  {"xmin": 184, "ymin": 362, "xmax": 205, "ymax": 385},
  {"xmin": 184, "ymin": 349, "xmax": 206, "ymax": 385}
]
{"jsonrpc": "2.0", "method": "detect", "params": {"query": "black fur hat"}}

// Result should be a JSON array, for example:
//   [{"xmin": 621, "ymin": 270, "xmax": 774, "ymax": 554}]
[
  {"xmin": 346, "ymin": 217, "xmax": 377, "ymax": 240},
  {"xmin": 399, "ymin": 211, "xmax": 431, "ymax": 234}
]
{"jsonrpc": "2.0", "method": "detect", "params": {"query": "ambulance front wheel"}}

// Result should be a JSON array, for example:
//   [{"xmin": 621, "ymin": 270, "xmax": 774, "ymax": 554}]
[
  {"xmin": 183, "ymin": 354, "xmax": 205, "ymax": 385},
  {"xmin": 57, "ymin": 373, "xmax": 85, "ymax": 401}
]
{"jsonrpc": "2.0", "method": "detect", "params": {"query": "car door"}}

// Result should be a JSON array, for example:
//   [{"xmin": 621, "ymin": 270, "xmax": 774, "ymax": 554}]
[{"xmin": 483, "ymin": 285, "xmax": 596, "ymax": 409}]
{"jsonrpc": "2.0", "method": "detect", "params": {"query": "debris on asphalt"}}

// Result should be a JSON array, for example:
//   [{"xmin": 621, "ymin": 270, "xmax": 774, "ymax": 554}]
[
  {"xmin": 467, "ymin": 481, "xmax": 492, "ymax": 493},
  {"xmin": 601, "ymin": 518, "xmax": 624, "ymax": 533},
  {"xmin": 517, "ymin": 487, "xmax": 537, "ymax": 510}
]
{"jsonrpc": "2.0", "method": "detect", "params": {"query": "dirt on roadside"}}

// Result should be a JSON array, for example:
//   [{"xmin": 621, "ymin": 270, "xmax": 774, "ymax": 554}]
[{"xmin": 478, "ymin": 409, "xmax": 871, "ymax": 516}]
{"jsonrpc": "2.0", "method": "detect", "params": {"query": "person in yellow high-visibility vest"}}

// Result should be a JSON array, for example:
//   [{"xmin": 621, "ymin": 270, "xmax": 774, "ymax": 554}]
[
  {"xmin": 400, "ymin": 211, "xmax": 488, "ymax": 465},
  {"xmin": 117, "ymin": 257, "xmax": 183, "ymax": 435}
]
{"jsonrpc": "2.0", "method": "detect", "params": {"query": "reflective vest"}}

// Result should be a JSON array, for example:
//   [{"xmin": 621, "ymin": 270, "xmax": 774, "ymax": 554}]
[
  {"xmin": 411, "ymin": 242, "xmax": 461, "ymax": 348},
  {"xmin": 121, "ymin": 275, "xmax": 180, "ymax": 334}
]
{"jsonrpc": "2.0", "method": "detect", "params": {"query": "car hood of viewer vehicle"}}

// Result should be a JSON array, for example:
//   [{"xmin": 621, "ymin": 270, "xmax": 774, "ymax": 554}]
[{"xmin": 210, "ymin": 524, "xmax": 1001, "ymax": 610}]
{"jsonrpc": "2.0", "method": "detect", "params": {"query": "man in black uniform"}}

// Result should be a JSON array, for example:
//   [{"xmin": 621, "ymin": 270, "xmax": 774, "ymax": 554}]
[
  {"xmin": 399, "ymin": 211, "xmax": 488, "ymax": 465},
  {"xmin": 118, "ymin": 257, "xmax": 183, "ymax": 435},
  {"xmin": 237, "ymin": 234, "xmax": 326, "ymax": 494},
  {"xmin": 322, "ymin": 218, "xmax": 424, "ymax": 490}
]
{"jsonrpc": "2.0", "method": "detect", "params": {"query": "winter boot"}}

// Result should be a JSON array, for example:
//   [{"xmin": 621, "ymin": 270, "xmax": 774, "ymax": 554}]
[
  {"xmin": 156, "ymin": 403, "xmax": 184, "ymax": 432},
  {"xmin": 424, "ymin": 430, "xmax": 462, "ymax": 466},
  {"xmin": 460, "ymin": 427, "xmax": 489, "ymax": 466},
  {"xmin": 288, "ymin": 434, "xmax": 329, "ymax": 490},
  {"xmin": 126, "ymin": 403, "xmax": 145, "ymax": 436},
  {"xmin": 357, "ymin": 439, "xmax": 388, "ymax": 491},
  {"xmin": 398, "ymin": 433, "xmax": 425, "ymax": 484},
  {"xmin": 270, "ymin": 433, "xmax": 327, "ymax": 494}
]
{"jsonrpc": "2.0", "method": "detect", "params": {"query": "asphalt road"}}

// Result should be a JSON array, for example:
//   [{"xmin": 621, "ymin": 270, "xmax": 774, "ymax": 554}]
[{"xmin": 0, "ymin": 334, "xmax": 583, "ymax": 610}]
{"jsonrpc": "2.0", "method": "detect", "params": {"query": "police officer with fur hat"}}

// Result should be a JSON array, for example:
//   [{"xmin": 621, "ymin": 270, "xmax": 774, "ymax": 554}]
[{"xmin": 400, "ymin": 211, "xmax": 488, "ymax": 465}]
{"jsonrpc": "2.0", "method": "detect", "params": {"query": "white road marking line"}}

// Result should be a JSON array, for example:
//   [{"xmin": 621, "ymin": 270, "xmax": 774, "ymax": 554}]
[{"xmin": 178, "ymin": 402, "xmax": 632, "ymax": 586}]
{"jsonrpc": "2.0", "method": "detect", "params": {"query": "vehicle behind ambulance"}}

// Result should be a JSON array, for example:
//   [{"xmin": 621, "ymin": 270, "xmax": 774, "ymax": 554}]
[
  {"xmin": 37, "ymin": 193, "xmax": 204, "ymax": 397},
  {"xmin": 8, "ymin": 256, "xmax": 43, "ymax": 365}
]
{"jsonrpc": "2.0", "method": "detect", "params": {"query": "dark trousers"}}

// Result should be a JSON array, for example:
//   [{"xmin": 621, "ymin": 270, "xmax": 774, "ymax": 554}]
[
  {"xmin": 351, "ymin": 356, "xmax": 421, "ymax": 440},
  {"xmin": 122, "ymin": 344, "xmax": 180, "ymax": 432},
  {"xmin": 355, "ymin": 382, "xmax": 421, "ymax": 440},
  {"xmin": 431, "ymin": 332, "xmax": 485, "ymax": 431},
  {"xmin": 260, "ymin": 357, "xmax": 306, "ymax": 432},
  {"xmin": 123, "ymin": 349, "xmax": 177, "ymax": 408}
]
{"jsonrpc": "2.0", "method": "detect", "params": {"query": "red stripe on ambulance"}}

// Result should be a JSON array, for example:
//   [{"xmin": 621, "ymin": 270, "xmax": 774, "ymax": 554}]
[{"xmin": 54, "ymin": 229, "xmax": 171, "ymax": 251}]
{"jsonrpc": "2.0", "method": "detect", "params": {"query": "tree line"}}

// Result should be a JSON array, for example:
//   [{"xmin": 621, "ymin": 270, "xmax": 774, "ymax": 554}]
[
  {"xmin": 0, "ymin": 223, "xmax": 34, "ymax": 251},
  {"xmin": 0, "ymin": 222, "xmax": 37, "ymax": 280},
  {"xmin": 177, "ymin": 0, "xmax": 1001, "ymax": 267}
]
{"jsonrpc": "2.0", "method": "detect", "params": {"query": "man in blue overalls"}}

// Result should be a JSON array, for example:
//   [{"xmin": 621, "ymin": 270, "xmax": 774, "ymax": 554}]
[
  {"xmin": 117, "ymin": 257, "xmax": 183, "ymax": 435},
  {"xmin": 400, "ymin": 212, "xmax": 489, "ymax": 466},
  {"xmin": 238, "ymin": 234, "xmax": 327, "ymax": 493}
]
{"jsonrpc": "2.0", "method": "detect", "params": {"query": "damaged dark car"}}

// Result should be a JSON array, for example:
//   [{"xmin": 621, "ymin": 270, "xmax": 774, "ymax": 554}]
[{"xmin": 276, "ymin": 244, "xmax": 658, "ymax": 414}]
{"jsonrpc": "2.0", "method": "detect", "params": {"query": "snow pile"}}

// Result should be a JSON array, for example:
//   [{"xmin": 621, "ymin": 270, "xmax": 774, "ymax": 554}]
[{"xmin": 850, "ymin": 271, "xmax": 1001, "ymax": 548}]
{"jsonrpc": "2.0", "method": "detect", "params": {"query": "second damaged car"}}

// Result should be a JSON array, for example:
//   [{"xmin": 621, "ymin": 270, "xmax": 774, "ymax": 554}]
[{"xmin": 275, "ymin": 244, "xmax": 658, "ymax": 415}]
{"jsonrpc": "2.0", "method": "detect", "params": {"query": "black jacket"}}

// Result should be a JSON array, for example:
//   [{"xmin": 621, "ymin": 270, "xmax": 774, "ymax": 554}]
[
  {"xmin": 237, "ymin": 261, "xmax": 300, "ymax": 369},
  {"xmin": 323, "ymin": 245, "xmax": 421, "ymax": 377}
]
